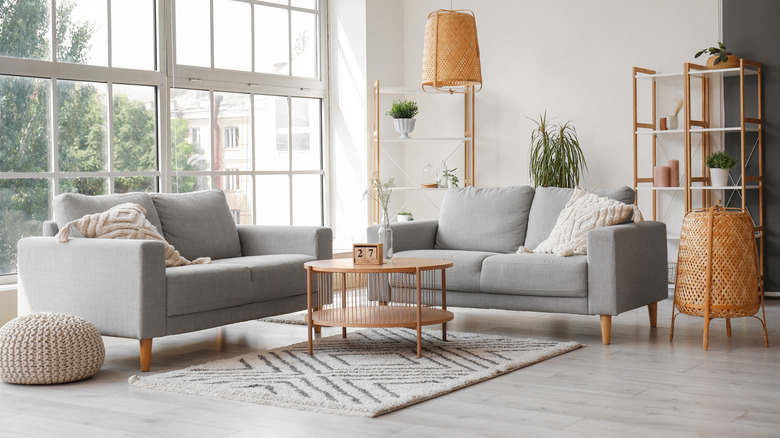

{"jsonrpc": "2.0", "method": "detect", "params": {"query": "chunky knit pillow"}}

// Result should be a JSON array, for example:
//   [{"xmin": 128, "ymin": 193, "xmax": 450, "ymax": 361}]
[
  {"xmin": 518, "ymin": 188, "xmax": 643, "ymax": 257},
  {"xmin": 54, "ymin": 203, "xmax": 210, "ymax": 267}
]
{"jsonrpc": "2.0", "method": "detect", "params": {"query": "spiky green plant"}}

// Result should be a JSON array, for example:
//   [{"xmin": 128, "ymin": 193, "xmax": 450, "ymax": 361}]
[{"xmin": 528, "ymin": 112, "xmax": 587, "ymax": 188}]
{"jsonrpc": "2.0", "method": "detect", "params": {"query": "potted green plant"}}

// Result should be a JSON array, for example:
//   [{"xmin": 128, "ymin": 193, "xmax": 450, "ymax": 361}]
[
  {"xmin": 438, "ymin": 166, "xmax": 459, "ymax": 188},
  {"xmin": 528, "ymin": 112, "xmax": 587, "ymax": 188},
  {"xmin": 695, "ymin": 42, "xmax": 739, "ymax": 69},
  {"xmin": 397, "ymin": 211, "xmax": 413, "ymax": 222},
  {"xmin": 386, "ymin": 99, "xmax": 419, "ymax": 138},
  {"xmin": 706, "ymin": 151, "xmax": 736, "ymax": 187}
]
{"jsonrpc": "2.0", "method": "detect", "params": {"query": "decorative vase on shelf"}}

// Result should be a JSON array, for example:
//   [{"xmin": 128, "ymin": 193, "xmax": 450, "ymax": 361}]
[
  {"xmin": 666, "ymin": 115, "xmax": 679, "ymax": 130},
  {"xmin": 709, "ymin": 168, "xmax": 730, "ymax": 187},
  {"xmin": 393, "ymin": 118, "xmax": 416, "ymax": 138},
  {"xmin": 378, "ymin": 209, "xmax": 393, "ymax": 263}
]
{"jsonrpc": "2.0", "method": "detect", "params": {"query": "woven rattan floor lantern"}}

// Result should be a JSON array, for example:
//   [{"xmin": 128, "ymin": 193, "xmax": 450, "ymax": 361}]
[
  {"xmin": 671, "ymin": 206, "xmax": 768, "ymax": 350},
  {"xmin": 422, "ymin": 9, "xmax": 482, "ymax": 93}
]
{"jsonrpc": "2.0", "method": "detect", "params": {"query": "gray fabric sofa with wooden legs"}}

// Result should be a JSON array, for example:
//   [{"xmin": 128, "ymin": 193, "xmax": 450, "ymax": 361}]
[
  {"xmin": 368, "ymin": 185, "xmax": 668, "ymax": 344},
  {"xmin": 17, "ymin": 190, "xmax": 332, "ymax": 371}
]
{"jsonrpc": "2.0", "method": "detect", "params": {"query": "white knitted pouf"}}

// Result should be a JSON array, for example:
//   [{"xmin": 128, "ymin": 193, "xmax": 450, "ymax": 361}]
[{"xmin": 0, "ymin": 313, "xmax": 105, "ymax": 384}]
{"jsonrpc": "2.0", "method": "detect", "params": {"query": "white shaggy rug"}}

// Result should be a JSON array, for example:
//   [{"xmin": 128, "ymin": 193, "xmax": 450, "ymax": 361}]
[{"xmin": 128, "ymin": 328, "xmax": 582, "ymax": 417}]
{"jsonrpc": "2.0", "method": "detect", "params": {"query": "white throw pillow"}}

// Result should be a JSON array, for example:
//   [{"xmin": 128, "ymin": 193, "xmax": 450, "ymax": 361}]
[
  {"xmin": 518, "ymin": 188, "xmax": 640, "ymax": 257},
  {"xmin": 55, "ymin": 203, "xmax": 210, "ymax": 267}
]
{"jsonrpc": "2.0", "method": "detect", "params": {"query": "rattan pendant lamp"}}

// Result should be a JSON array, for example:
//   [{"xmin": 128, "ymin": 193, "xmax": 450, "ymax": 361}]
[{"xmin": 421, "ymin": 9, "xmax": 482, "ymax": 93}]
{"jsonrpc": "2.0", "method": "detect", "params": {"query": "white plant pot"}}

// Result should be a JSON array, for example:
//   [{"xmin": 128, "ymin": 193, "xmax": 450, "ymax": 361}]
[
  {"xmin": 397, "ymin": 214, "xmax": 413, "ymax": 222},
  {"xmin": 438, "ymin": 178, "xmax": 448, "ymax": 188},
  {"xmin": 393, "ymin": 118, "xmax": 416, "ymax": 138},
  {"xmin": 709, "ymin": 168, "xmax": 730, "ymax": 187}
]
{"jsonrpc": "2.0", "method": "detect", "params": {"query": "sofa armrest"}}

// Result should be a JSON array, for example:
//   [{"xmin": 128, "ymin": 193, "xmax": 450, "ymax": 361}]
[
  {"xmin": 586, "ymin": 221, "xmax": 668, "ymax": 315},
  {"xmin": 17, "ymin": 237, "xmax": 167, "ymax": 339},
  {"xmin": 367, "ymin": 219, "xmax": 438, "ymax": 252},
  {"xmin": 237, "ymin": 225, "xmax": 332, "ymax": 260}
]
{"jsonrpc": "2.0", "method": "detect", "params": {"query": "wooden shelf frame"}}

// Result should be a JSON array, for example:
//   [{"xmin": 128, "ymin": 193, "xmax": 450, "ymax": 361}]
[
  {"xmin": 632, "ymin": 60, "xmax": 764, "ymax": 289},
  {"xmin": 371, "ymin": 80, "xmax": 476, "ymax": 222}
]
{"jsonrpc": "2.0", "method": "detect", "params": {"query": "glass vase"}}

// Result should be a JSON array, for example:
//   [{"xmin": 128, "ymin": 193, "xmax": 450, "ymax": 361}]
[{"xmin": 378, "ymin": 209, "xmax": 393, "ymax": 263}]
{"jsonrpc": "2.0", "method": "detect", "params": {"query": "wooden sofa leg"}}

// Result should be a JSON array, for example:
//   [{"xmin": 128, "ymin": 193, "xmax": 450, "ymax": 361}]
[
  {"xmin": 600, "ymin": 315, "xmax": 612, "ymax": 345},
  {"xmin": 140, "ymin": 338, "xmax": 153, "ymax": 372},
  {"xmin": 648, "ymin": 302, "xmax": 658, "ymax": 327}
]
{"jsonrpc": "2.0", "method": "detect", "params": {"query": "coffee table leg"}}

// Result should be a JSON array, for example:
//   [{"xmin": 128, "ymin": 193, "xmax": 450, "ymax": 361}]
[
  {"xmin": 341, "ymin": 273, "xmax": 348, "ymax": 338},
  {"xmin": 416, "ymin": 267, "xmax": 422, "ymax": 358},
  {"xmin": 307, "ymin": 267, "xmax": 313, "ymax": 355},
  {"xmin": 441, "ymin": 268, "xmax": 447, "ymax": 342}
]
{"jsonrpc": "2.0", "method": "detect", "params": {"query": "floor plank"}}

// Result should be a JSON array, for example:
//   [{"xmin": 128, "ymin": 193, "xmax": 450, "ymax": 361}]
[{"xmin": 1, "ymin": 297, "xmax": 778, "ymax": 437}]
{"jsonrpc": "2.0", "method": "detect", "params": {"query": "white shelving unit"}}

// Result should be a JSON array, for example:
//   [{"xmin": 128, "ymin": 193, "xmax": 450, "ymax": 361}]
[
  {"xmin": 370, "ymin": 81, "xmax": 475, "ymax": 222},
  {"xmin": 632, "ymin": 60, "xmax": 764, "ymax": 289}
]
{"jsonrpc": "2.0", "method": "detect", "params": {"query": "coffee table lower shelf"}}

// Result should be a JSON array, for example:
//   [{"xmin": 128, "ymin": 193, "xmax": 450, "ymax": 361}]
[{"xmin": 308, "ymin": 307, "xmax": 454, "ymax": 328}]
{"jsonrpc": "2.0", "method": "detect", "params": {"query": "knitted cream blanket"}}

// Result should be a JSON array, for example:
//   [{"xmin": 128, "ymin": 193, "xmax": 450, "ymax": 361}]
[
  {"xmin": 518, "ymin": 188, "xmax": 644, "ymax": 257},
  {"xmin": 55, "ymin": 203, "xmax": 210, "ymax": 267}
]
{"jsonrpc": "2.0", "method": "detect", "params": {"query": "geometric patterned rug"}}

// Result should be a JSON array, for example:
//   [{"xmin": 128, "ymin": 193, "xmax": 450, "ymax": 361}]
[{"xmin": 128, "ymin": 328, "xmax": 582, "ymax": 417}]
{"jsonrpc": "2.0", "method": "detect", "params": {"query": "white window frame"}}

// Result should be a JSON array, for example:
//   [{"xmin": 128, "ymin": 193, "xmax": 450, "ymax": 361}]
[
  {"xmin": 166, "ymin": 0, "xmax": 329, "ymax": 226},
  {"xmin": 0, "ymin": 0, "xmax": 330, "ymax": 279}
]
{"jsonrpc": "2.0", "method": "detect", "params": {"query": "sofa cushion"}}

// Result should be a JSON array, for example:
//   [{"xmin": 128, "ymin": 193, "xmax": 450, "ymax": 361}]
[
  {"xmin": 55, "ymin": 203, "xmax": 210, "ymax": 267},
  {"xmin": 524, "ymin": 186, "xmax": 635, "ymax": 249},
  {"xmin": 53, "ymin": 192, "xmax": 162, "ymax": 236},
  {"xmin": 396, "ymin": 249, "xmax": 500, "ymax": 292},
  {"xmin": 151, "ymin": 190, "xmax": 241, "ymax": 260},
  {"xmin": 166, "ymin": 263, "xmax": 252, "ymax": 316},
  {"xmin": 211, "ymin": 254, "xmax": 315, "ymax": 301},
  {"xmin": 480, "ymin": 253, "xmax": 588, "ymax": 298},
  {"xmin": 435, "ymin": 186, "xmax": 535, "ymax": 253}
]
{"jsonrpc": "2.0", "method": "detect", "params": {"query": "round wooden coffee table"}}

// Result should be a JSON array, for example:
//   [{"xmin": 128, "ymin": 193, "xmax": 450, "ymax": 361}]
[{"xmin": 304, "ymin": 258, "xmax": 454, "ymax": 358}]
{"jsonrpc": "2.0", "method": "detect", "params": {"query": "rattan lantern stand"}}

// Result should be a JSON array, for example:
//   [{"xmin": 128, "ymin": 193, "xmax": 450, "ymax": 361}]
[{"xmin": 671, "ymin": 205, "xmax": 768, "ymax": 350}]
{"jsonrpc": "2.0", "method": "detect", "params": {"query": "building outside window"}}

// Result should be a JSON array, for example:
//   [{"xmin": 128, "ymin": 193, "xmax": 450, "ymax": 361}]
[{"xmin": 0, "ymin": 0, "xmax": 327, "ymax": 280}]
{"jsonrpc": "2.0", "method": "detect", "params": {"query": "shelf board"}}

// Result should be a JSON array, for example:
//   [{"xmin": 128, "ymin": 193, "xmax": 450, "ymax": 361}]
[
  {"xmin": 690, "ymin": 185, "xmax": 760, "ymax": 190},
  {"xmin": 637, "ymin": 185, "xmax": 759, "ymax": 191},
  {"xmin": 667, "ymin": 234, "xmax": 680, "ymax": 240},
  {"xmin": 379, "ymin": 137, "xmax": 470, "ymax": 143},
  {"xmin": 378, "ymin": 86, "xmax": 470, "ymax": 94},
  {"xmin": 635, "ymin": 66, "xmax": 759, "ymax": 80},
  {"xmin": 636, "ymin": 126, "xmax": 759, "ymax": 135},
  {"xmin": 392, "ymin": 186, "xmax": 448, "ymax": 191},
  {"xmin": 635, "ymin": 186, "xmax": 685, "ymax": 191}
]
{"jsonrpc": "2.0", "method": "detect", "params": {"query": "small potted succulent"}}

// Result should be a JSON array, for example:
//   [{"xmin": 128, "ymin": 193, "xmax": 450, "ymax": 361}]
[
  {"xmin": 705, "ymin": 151, "xmax": 736, "ymax": 187},
  {"xmin": 695, "ymin": 42, "xmax": 739, "ymax": 69},
  {"xmin": 386, "ymin": 99, "xmax": 419, "ymax": 138},
  {"xmin": 397, "ymin": 211, "xmax": 413, "ymax": 222}
]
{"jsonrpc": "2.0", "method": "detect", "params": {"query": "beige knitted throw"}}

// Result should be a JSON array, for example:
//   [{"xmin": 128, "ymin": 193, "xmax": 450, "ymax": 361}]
[
  {"xmin": 55, "ymin": 203, "xmax": 210, "ymax": 267},
  {"xmin": 518, "ymin": 188, "xmax": 644, "ymax": 257}
]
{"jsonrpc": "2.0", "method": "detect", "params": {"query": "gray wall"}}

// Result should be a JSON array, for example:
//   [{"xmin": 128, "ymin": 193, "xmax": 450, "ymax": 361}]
[{"xmin": 723, "ymin": 0, "xmax": 779, "ymax": 291}]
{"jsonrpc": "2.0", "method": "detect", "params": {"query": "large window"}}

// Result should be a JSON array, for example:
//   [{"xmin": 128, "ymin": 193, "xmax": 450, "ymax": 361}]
[{"xmin": 0, "ymin": 0, "xmax": 327, "ymax": 278}]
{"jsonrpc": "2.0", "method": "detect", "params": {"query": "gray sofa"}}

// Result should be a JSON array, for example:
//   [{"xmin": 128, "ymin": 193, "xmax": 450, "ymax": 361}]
[
  {"xmin": 17, "ymin": 190, "xmax": 332, "ymax": 371},
  {"xmin": 368, "ymin": 185, "xmax": 667, "ymax": 344}
]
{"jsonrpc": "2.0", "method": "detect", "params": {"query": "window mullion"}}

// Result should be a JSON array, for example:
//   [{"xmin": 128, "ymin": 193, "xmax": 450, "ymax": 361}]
[
  {"xmin": 50, "ymin": 77, "xmax": 59, "ymax": 195},
  {"xmin": 107, "ymin": 82, "xmax": 115, "ymax": 194},
  {"xmin": 209, "ymin": 0, "xmax": 215, "ymax": 69},
  {"xmin": 106, "ymin": 0, "xmax": 113, "ymax": 68}
]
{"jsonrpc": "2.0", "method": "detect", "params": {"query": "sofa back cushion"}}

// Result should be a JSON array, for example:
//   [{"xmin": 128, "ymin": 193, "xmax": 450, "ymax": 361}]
[
  {"xmin": 435, "ymin": 186, "xmax": 535, "ymax": 253},
  {"xmin": 524, "ymin": 186, "xmax": 635, "ymax": 249},
  {"xmin": 151, "ymin": 190, "xmax": 241, "ymax": 260},
  {"xmin": 53, "ymin": 192, "xmax": 162, "ymax": 235}
]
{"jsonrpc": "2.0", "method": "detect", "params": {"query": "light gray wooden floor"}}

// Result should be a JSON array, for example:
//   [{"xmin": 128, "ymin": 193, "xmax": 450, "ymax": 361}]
[{"xmin": 1, "ymin": 296, "xmax": 778, "ymax": 437}]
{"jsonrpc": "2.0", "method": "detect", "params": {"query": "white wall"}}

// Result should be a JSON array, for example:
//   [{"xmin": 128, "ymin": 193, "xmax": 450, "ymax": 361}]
[
  {"xmin": 399, "ymin": 0, "xmax": 720, "ymax": 189},
  {"xmin": 329, "ymin": 0, "xmax": 370, "ymax": 250},
  {"xmin": 333, "ymin": 0, "xmax": 720, "ymax": 248}
]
